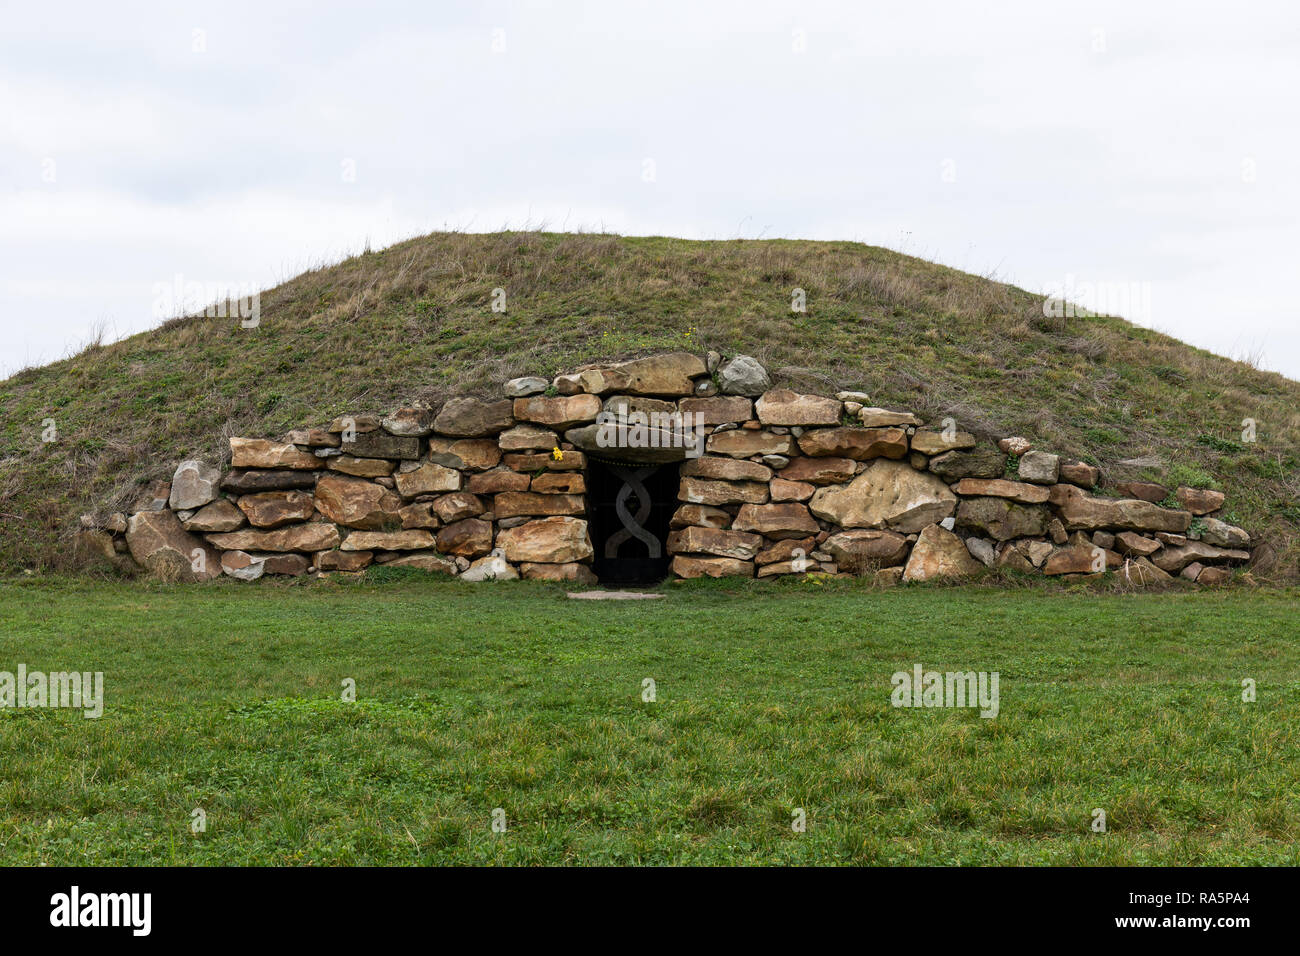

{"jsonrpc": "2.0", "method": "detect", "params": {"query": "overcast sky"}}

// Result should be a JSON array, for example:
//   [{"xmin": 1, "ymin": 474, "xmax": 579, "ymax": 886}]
[{"xmin": 3, "ymin": 0, "xmax": 1297, "ymax": 378}]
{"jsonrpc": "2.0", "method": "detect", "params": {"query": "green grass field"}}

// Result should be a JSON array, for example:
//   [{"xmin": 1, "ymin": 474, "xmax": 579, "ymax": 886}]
[{"xmin": 1, "ymin": 575, "xmax": 1297, "ymax": 865}]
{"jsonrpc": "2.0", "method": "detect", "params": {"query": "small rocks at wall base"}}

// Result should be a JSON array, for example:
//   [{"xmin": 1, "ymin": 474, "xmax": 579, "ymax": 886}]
[
  {"xmin": 1042, "ymin": 542, "xmax": 1120, "ymax": 575},
  {"xmin": 461, "ymin": 555, "xmax": 519, "ymax": 581},
  {"xmin": 256, "ymin": 552, "xmax": 311, "ymax": 576},
  {"xmin": 1119, "ymin": 557, "xmax": 1174, "ymax": 586},
  {"xmin": 221, "ymin": 550, "xmax": 265, "ymax": 581},
  {"xmin": 1195, "ymin": 566, "xmax": 1232, "ymax": 586},
  {"xmin": 996, "ymin": 545, "xmax": 1035, "ymax": 574},
  {"xmin": 965, "ymin": 537, "xmax": 996, "ymax": 568}
]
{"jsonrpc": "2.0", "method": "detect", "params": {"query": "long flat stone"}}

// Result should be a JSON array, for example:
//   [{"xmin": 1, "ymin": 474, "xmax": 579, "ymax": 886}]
[{"xmin": 566, "ymin": 591, "xmax": 665, "ymax": 600}]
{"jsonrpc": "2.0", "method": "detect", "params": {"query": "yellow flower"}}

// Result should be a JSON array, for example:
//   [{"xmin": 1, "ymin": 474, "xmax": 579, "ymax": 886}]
[{"xmin": 551, "ymin": 447, "xmax": 564, "ymax": 461}]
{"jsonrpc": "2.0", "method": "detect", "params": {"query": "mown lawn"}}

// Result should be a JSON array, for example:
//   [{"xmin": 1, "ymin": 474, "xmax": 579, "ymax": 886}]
[{"xmin": 0, "ymin": 575, "xmax": 1296, "ymax": 865}]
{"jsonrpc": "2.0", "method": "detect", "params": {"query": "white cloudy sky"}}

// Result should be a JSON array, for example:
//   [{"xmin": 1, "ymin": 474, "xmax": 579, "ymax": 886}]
[{"xmin": 3, "ymin": 0, "xmax": 1298, "ymax": 377}]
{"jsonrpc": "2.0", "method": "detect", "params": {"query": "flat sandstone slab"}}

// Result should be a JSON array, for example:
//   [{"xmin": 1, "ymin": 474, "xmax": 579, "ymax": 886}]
[{"xmin": 566, "ymin": 590, "xmax": 666, "ymax": 600}]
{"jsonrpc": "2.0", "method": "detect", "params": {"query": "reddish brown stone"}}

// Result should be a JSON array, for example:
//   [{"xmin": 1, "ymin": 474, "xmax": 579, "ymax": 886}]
[
  {"xmin": 1175, "ymin": 486, "xmax": 1225, "ymax": 515},
  {"xmin": 317, "ymin": 550, "xmax": 374, "ymax": 571},
  {"xmin": 493, "ymin": 492, "xmax": 585, "ymax": 518},
  {"xmin": 237, "ymin": 490, "xmax": 316, "ymax": 529},
  {"xmin": 669, "ymin": 555, "xmax": 754, "ymax": 578},
  {"xmin": 666, "ymin": 526, "xmax": 763, "ymax": 560},
  {"xmin": 467, "ymin": 469, "xmax": 532, "ymax": 494},
  {"xmin": 777, "ymin": 457, "xmax": 856, "ymax": 485},
  {"xmin": 230, "ymin": 437, "xmax": 320, "ymax": 470},
  {"xmin": 732, "ymin": 502, "xmax": 820, "ymax": 539},
  {"xmin": 532, "ymin": 472, "xmax": 586, "ymax": 494},
  {"xmin": 314, "ymin": 474, "xmax": 403, "ymax": 530},
  {"xmin": 797, "ymin": 427, "xmax": 908, "ymax": 460},
  {"xmin": 670, "ymin": 504, "xmax": 732, "ymax": 529},
  {"xmin": 436, "ymin": 518, "xmax": 494, "ymax": 558},
  {"xmin": 503, "ymin": 451, "xmax": 587, "ymax": 472},
  {"xmin": 519, "ymin": 562, "xmax": 598, "ymax": 584},
  {"xmin": 432, "ymin": 492, "xmax": 485, "ymax": 523},
  {"xmin": 1113, "ymin": 481, "xmax": 1168, "ymax": 503}
]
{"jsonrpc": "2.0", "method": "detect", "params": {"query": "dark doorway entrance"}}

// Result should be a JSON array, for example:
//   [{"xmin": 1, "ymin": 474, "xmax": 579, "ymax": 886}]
[{"xmin": 587, "ymin": 459, "xmax": 677, "ymax": 585}]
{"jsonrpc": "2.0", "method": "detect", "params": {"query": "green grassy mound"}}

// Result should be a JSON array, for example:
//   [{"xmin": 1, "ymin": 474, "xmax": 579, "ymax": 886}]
[{"xmin": 1, "ymin": 231, "xmax": 1296, "ymax": 576}]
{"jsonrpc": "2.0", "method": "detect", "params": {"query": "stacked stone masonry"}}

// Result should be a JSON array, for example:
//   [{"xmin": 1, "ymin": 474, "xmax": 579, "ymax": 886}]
[{"xmin": 81, "ymin": 351, "xmax": 1254, "ymax": 586}]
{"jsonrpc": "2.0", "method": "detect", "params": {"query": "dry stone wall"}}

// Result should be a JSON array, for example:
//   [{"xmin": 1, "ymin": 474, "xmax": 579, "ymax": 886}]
[{"xmin": 81, "ymin": 351, "xmax": 1255, "ymax": 586}]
